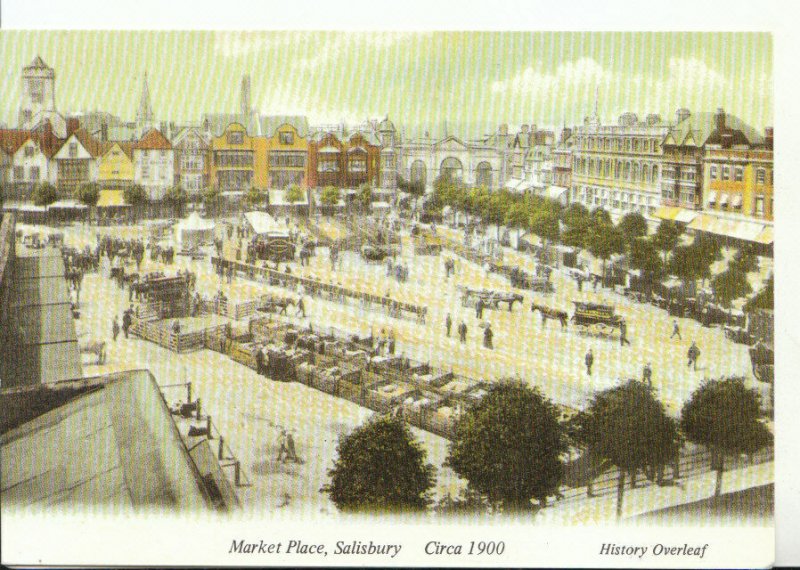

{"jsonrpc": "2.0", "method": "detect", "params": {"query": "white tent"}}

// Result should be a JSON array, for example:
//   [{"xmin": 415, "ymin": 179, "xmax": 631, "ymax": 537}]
[
  {"xmin": 243, "ymin": 211, "xmax": 290, "ymax": 238},
  {"xmin": 175, "ymin": 212, "xmax": 215, "ymax": 249}
]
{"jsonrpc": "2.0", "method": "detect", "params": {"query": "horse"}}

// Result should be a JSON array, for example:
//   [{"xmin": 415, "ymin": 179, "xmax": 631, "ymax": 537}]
[{"xmin": 531, "ymin": 302, "xmax": 569, "ymax": 329}]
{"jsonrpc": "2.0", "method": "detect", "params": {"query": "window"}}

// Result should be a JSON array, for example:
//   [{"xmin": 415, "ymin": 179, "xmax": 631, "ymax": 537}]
[
  {"xmin": 30, "ymin": 166, "xmax": 40, "ymax": 180},
  {"xmin": 633, "ymin": 139, "xmax": 639, "ymax": 152},
  {"xmin": 625, "ymin": 139, "xmax": 631, "ymax": 152},
  {"xmin": 69, "ymin": 143, "xmax": 78, "ymax": 158},
  {"xmin": 22, "ymin": 110, "xmax": 32, "ymax": 124},
  {"xmin": 24, "ymin": 145, "xmax": 35, "ymax": 158},
  {"xmin": 722, "ymin": 166, "xmax": 730, "ymax": 181},
  {"xmin": 227, "ymin": 131, "xmax": 244, "ymax": 145},
  {"xmin": 279, "ymin": 131, "xmax": 294, "ymax": 145},
  {"xmin": 13, "ymin": 166, "xmax": 24, "ymax": 180},
  {"xmin": 269, "ymin": 152, "xmax": 306, "ymax": 168},
  {"xmin": 756, "ymin": 168, "xmax": 766, "ymax": 184},
  {"xmin": 30, "ymin": 79, "xmax": 43, "ymax": 104},
  {"xmin": 755, "ymin": 195, "xmax": 765, "ymax": 217},
  {"xmin": 710, "ymin": 165, "xmax": 718, "ymax": 180},
  {"xmin": 734, "ymin": 166, "xmax": 743, "ymax": 182}
]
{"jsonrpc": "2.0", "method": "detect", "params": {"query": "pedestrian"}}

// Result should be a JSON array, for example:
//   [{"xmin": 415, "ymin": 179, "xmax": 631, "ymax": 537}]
[
  {"xmin": 445, "ymin": 313, "xmax": 452, "ymax": 337},
  {"xmin": 483, "ymin": 323, "xmax": 493, "ymax": 349},
  {"xmin": 286, "ymin": 431, "xmax": 300, "ymax": 463},
  {"xmin": 585, "ymin": 348, "xmax": 594, "ymax": 376},
  {"xmin": 458, "ymin": 321, "xmax": 467, "ymax": 344},
  {"xmin": 296, "ymin": 297, "xmax": 306, "ymax": 318},
  {"xmin": 122, "ymin": 309, "xmax": 132, "ymax": 339},
  {"xmin": 387, "ymin": 330, "xmax": 396, "ymax": 355},
  {"xmin": 688, "ymin": 341, "xmax": 700, "ymax": 371},
  {"xmin": 112, "ymin": 316, "xmax": 120, "ymax": 342},
  {"xmin": 592, "ymin": 276, "xmax": 599, "ymax": 292},
  {"xmin": 671, "ymin": 319, "xmax": 681, "ymax": 340},
  {"xmin": 642, "ymin": 362, "xmax": 652, "ymax": 386},
  {"xmin": 476, "ymin": 298, "xmax": 484, "ymax": 319},
  {"xmin": 619, "ymin": 320, "xmax": 631, "ymax": 346},
  {"xmin": 541, "ymin": 310, "xmax": 547, "ymax": 328},
  {"xmin": 276, "ymin": 430, "xmax": 288, "ymax": 463}
]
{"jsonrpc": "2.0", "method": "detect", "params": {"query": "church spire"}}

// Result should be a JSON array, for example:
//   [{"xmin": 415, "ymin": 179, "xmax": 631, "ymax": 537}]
[{"xmin": 136, "ymin": 71, "xmax": 154, "ymax": 137}]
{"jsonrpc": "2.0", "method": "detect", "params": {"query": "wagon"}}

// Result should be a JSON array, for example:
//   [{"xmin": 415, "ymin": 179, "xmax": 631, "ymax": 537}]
[
  {"xmin": 571, "ymin": 302, "xmax": 625, "ymax": 336},
  {"xmin": 460, "ymin": 287, "xmax": 524, "ymax": 311}
]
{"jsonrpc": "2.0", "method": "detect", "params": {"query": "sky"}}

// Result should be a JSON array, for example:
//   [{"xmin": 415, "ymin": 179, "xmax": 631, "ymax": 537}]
[{"xmin": 0, "ymin": 31, "xmax": 772, "ymax": 138}]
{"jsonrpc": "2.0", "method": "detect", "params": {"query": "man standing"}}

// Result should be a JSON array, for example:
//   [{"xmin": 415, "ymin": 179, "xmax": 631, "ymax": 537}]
[
  {"xmin": 476, "ymin": 298, "xmax": 484, "ymax": 319},
  {"xmin": 585, "ymin": 348, "xmax": 594, "ymax": 376},
  {"xmin": 112, "ymin": 316, "xmax": 120, "ymax": 342},
  {"xmin": 483, "ymin": 323, "xmax": 493, "ymax": 349},
  {"xmin": 619, "ymin": 320, "xmax": 631, "ymax": 346},
  {"xmin": 276, "ymin": 430, "xmax": 288, "ymax": 463},
  {"xmin": 671, "ymin": 319, "xmax": 681, "ymax": 340},
  {"xmin": 122, "ymin": 309, "xmax": 132, "ymax": 340},
  {"xmin": 458, "ymin": 321, "xmax": 467, "ymax": 344},
  {"xmin": 688, "ymin": 341, "xmax": 700, "ymax": 371},
  {"xmin": 643, "ymin": 362, "xmax": 652, "ymax": 386},
  {"xmin": 445, "ymin": 313, "xmax": 452, "ymax": 337},
  {"xmin": 296, "ymin": 297, "xmax": 306, "ymax": 318}
]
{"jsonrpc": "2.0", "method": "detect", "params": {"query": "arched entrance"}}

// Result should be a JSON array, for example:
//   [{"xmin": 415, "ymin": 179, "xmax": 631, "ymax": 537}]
[
  {"xmin": 440, "ymin": 157, "xmax": 464, "ymax": 183},
  {"xmin": 410, "ymin": 160, "xmax": 427, "ymax": 188},
  {"xmin": 475, "ymin": 161, "xmax": 493, "ymax": 190}
]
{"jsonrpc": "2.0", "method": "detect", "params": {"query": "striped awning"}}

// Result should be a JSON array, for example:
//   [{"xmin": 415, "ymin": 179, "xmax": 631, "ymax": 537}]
[
  {"xmin": 754, "ymin": 225, "xmax": 774, "ymax": 245},
  {"xmin": 688, "ymin": 214, "xmax": 767, "ymax": 242},
  {"xmin": 707, "ymin": 191, "xmax": 717, "ymax": 205}
]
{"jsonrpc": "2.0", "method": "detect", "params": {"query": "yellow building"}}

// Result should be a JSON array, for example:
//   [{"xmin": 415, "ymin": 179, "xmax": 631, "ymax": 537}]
[
  {"xmin": 210, "ymin": 123, "xmax": 267, "ymax": 191},
  {"xmin": 703, "ymin": 146, "xmax": 773, "ymax": 222},
  {"xmin": 97, "ymin": 142, "xmax": 134, "ymax": 189},
  {"xmin": 264, "ymin": 121, "xmax": 310, "ymax": 188}
]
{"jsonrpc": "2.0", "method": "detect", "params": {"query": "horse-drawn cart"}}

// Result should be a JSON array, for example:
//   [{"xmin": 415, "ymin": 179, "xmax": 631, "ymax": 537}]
[
  {"xmin": 571, "ymin": 302, "xmax": 625, "ymax": 336},
  {"xmin": 459, "ymin": 287, "xmax": 524, "ymax": 311}
]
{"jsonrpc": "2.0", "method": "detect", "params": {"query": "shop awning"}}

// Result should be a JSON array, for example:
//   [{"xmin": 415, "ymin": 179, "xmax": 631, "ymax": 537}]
[
  {"xmin": 48, "ymin": 199, "xmax": 88, "ymax": 210},
  {"xmin": 654, "ymin": 206, "xmax": 681, "ymax": 221},
  {"xmin": 707, "ymin": 191, "xmax": 717, "ymax": 205},
  {"xmin": 720, "ymin": 193, "xmax": 729, "ymax": 206},
  {"xmin": 97, "ymin": 190, "xmax": 127, "ymax": 208},
  {"xmin": 732, "ymin": 194, "xmax": 743, "ymax": 208},
  {"xmin": 688, "ymin": 214, "xmax": 767, "ymax": 242},
  {"xmin": 754, "ymin": 225, "xmax": 774, "ymax": 245}
]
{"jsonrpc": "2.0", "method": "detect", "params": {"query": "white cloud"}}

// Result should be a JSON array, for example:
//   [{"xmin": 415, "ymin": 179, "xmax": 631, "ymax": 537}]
[{"xmin": 491, "ymin": 57, "xmax": 610, "ymax": 95}]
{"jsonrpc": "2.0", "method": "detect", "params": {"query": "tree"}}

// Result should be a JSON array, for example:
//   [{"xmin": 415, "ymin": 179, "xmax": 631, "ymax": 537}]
[
  {"xmin": 286, "ymin": 184, "xmax": 305, "ymax": 204},
  {"xmin": 529, "ymin": 210, "xmax": 560, "ymax": 247},
  {"xmin": 123, "ymin": 184, "xmax": 148, "ymax": 207},
  {"xmin": 561, "ymin": 204, "xmax": 592, "ymax": 252},
  {"xmin": 504, "ymin": 202, "xmax": 530, "ymax": 245},
  {"xmin": 32, "ymin": 182, "xmax": 58, "ymax": 207},
  {"xmin": 711, "ymin": 266, "xmax": 753, "ymax": 313},
  {"xmin": 245, "ymin": 186, "xmax": 265, "ymax": 209},
  {"xmin": 617, "ymin": 212, "xmax": 648, "ymax": 248},
  {"xmin": 356, "ymin": 183, "xmax": 373, "ymax": 210},
  {"xmin": 652, "ymin": 219, "xmax": 682, "ymax": 264},
  {"xmin": 202, "ymin": 186, "xmax": 221, "ymax": 217},
  {"xmin": 320, "ymin": 186, "xmax": 340, "ymax": 210},
  {"xmin": 446, "ymin": 380, "xmax": 566, "ymax": 510},
  {"xmin": 730, "ymin": 246, "xmax": 759, "ymax": 275},
  {"xmin": 592, "ymin": 207, "xmax": 612, "ymax": 226},
  {"xmin": 669, "ymin": 245, "xmax": 708, "ymax": 292},
  {"xmin": 165, "ymin": 184, "xmax": 188, "ymax": 217},
  {"xmin": 586, "ymin": 221, "xmax": 626, "ymax": 284},
  {"xmin": 323, "ymin": 415, "xmax": 435, "ymax": 513},
  {"xmin": 75, "ymin": 182, "xmax": 100, "ymax": 208},
  {"xmin": 582, "ymin": 380, "xmax": 681, "ymax": 519},
  {"xmin": 681, "ymin": 377, "xmax": 772, "ymax": 496},
  {"xmin": 745, "ymin": 274, "xmax": 773, "ymax": 313},
  {"xmin": 629, "ymin": 238, "xmax": 663, "ymax": 296}
]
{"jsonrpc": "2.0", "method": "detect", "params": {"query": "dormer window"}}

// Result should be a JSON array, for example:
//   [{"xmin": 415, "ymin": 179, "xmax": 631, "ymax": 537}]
[
  {"xmin": 279, "ymin": 131, "xmax": 294, "ymax": 145},
  {"xmin": 227, "ymin": 131, "xmax": 244, "ymax": 145}
]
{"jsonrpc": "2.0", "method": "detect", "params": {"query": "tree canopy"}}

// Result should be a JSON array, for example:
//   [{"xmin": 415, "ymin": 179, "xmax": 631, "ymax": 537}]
[
  {"xmin": 582, "ymin": 380, "xmax": 681, "ymax": 517},
  {"xmin": 652, "ymin": 220, "xmax": 682, "ymax": 261},
  {"xmin": 286, "ymin": 184, "xmax": 305, "ymax": 203},
  {"xmin": 446, "ymin": 379, "xmax": 566, "ymax": 510},
  {"xmin": 245, "ymin": 186, "xmax": 265, "ymax": 209},
  {"xmin": 356, "ymin": 183, "xmax": 373, "ymax": 209},
  {"xmin": 745, "ymin": 274, "xmax": 773, "ymax": 313},
  {"xmin": 629, "ymin": 238, "xmax": 663, "ymax": 277},
  {"xmin": 680, "ymin": 377, "xmax": 772, "ymax": 496},
  {"xmin": 320, "ymin": 186, "xmax": 341, "ymax": 208},
  {"xmin": 75, "ymin": 182, "xmax": 100, "ymax": 208},
  {"xmin": 32, "ymin": 182, "xmax": 58, "ymax": 207},
  {"xmin": 618, "ymin": 212, "xmax": 648, "ymax": 245},
  {"xmin": 123, "ymin": 184, "xmax": 148, "ymax": 207},
  {"xmin": 711, "ymin": 266, "xmax": 753, "ymax": 309},
  {"xmin": 529, "ymin": 210, "xmax": 560, "ymax": 245},
  {"xmin": 165, "ymin": 184, "xmax": 188, "ymax": 206},
  {"xmin": 323, "ymin": 416, "xmax": 436, "ymax": 513}
]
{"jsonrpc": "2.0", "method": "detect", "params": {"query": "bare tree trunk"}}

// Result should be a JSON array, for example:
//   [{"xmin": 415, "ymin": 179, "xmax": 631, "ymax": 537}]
[
  {"xmin": 629, "ymin": 467, "xmax": 637, "ymax": 489},
  {"xmin": 616, "ymin": 469, "xmax": 626, "ymax": 520},
  {"xmin": 715, "ymin": 451, "xmax": 725, "ymax": 497}
]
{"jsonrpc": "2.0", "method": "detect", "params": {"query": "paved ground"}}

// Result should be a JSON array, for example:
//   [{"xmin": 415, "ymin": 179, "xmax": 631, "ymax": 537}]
[{"xmin": 39, "ymin": 217, "xmax": 772, "ymax": 517}]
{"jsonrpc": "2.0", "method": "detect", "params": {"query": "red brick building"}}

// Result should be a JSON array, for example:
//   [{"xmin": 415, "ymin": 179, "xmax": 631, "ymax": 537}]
[{"xmin": 308, "ymin": 130, "xmax": 380, "ymax": 188}]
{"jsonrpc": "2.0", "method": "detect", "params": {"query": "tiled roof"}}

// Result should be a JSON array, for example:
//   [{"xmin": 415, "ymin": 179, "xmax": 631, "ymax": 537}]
[
  {"xmin": 666, "ymin": 112, "xmax": 763, "ymax": 148},
  {"xmin": 0, "ymin": 129, "xmax": 32, "ymax": 155},
  {"xmin": 134, "ymin": 129, "xmax": 173, "ymax": 150},
  {"xmin": 24, "ymin": 55, "xmax": 51, "ymax": 70},
  {"xmin": 0, "ymin": 126, "xmax": 64, "ymax": 159},
  {"xmin": 71, "ymin": 129, "xmax": 105, "ymax": 158}
]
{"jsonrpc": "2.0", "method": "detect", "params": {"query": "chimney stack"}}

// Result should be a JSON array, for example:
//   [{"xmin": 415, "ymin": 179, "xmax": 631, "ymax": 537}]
[
  {"xmin": 676, "ymin": 108, "xmax": 691, "ymax": 123},
  {"xmin": 715, "ymin": 108, "xmax": 726, "ymax": 132},
  {"xmin": 765, "ymin": 127, "xmax": 773, "ymax": 150}
]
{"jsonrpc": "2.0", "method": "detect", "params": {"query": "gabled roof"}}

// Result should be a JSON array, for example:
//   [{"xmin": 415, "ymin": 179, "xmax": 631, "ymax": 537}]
[
  {"xmin": 100, "ymin": 141, "xmax": 135, "ymax": 161},
  {"xmin": 664, "ymin": 111, "xmax": 763, "ymax": 149},
  {"xmin": 260, "ymin": 115, "xmax": 310, "ymax": 138},
  {"xmin": 67, "ymin": 129, "xmax": 105, "ymax": 158},
  {"xmin": 0, "ymin": 129, "xmax": 33, "ymax": 156},
  {"xmin": 134, "ymin": 129, "xmax": 172, "ymax": 150},
  {"xmin": 171, "ymin": 126, "xmax": 210, "ymax": 148},
  {"xmin": 202, "ymin": 113, "xmax": 259, "ymax": 137}
]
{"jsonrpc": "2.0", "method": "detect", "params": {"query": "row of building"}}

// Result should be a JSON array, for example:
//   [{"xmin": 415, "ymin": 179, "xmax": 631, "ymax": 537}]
[{"xmin": 1, "ymin": 55, "xmax": 774, "ymax": 244}]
